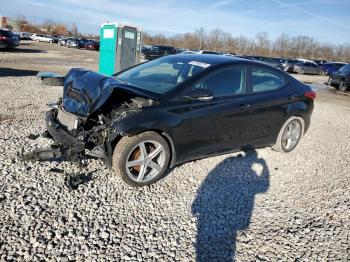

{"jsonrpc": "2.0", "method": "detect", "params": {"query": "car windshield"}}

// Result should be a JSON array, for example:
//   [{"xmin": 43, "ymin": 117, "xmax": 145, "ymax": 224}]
[
  {"xmin": 333, "ymin": 63, "xmax": 346, "ymax": 69},
  {"xmin": 115, "ymin": 56, "xmax": 210, "ymax": 94}
]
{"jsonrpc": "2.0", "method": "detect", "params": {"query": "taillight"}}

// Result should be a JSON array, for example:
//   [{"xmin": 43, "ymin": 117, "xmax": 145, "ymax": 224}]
[
  {"xmin": 304, "ymin": 91, "xmax": 316, "ymax": 100},
  {"xmin": 0, "ymin": 36, "xmax": 7, "ymax": 41}
]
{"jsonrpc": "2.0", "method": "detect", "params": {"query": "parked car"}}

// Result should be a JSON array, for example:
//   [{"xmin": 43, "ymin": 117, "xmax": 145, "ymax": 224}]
[
  {"xmin": 58, "ymin": 37, "xmax": 71, "ymax": 46},
  {"xmin": 51, "ymin": 35, "xmax": 59, "ymax": 43},
  {"xmin": 33, "ymin": 34, "xmax": 55, "ymax": 43},
  {"xmin": 327, "ymin": 63, "xmax": 350, "ymax": 92},
  {"xmin": 77, "ymin": 38, "xmax": 89, "ymax": 48},
  {"xmin": 66, "ymin": 39, "xmax": 79, "ymax": 48},
  {"xmin": 41, "ymin": 54, "xmax": 315, "ymax": 187},
  {"xmin": 320, "ymin": 62, "xmax": 346, "ymax": 76},
  {"xmin": 294, "ymin": 62, "xmax": 323, "ymax": 75},
  {"xmin": 141, "ymin": 45, "xmax": 177, "ymax": 61},
  {"xmin": 18, "ymin": 32, "xmax": 31, "ymax": 40},
  {"xmin": 84, "ymin": 40, "xmax": 99, "ymax": 51},
  {"xmin": 0, "ymin": 29, "xmax": 19, "ymax": 49},
  {"xmin": 313, "ymin": 59, "xmax": 327, "ymax": 66},
  {"xmin": 282, "ymin": 59, "xmax": 300, "ymax": 72}
]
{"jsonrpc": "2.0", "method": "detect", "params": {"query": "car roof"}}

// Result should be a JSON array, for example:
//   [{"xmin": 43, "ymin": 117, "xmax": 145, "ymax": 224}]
[{"xmin": 169, "ymin": 54, "xmax": 251, "ymax": 65}]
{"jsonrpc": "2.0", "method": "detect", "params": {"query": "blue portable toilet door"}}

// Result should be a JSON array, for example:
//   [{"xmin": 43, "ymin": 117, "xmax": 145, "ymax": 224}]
[{"xmin": 120, "ymin": 26, "xmax": 138, "ymax": 71}]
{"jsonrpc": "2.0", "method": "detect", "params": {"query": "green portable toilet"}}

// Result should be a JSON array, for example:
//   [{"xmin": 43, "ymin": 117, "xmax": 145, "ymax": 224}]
[{"xmin": 99, "ymin": 22, "xmax": 142, "ymax": 76}]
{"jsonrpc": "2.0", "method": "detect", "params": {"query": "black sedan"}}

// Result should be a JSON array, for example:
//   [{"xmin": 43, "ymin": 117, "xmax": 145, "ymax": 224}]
[
  {"xmin": 327, "ymin": 63, "xmax": 350, "ymax": 92},
  {"xmin": 42, "ymin": 55, "xmax": 315, "ymax": 187}
]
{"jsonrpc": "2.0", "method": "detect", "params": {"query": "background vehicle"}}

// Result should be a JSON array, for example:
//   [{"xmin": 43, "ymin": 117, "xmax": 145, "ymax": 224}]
[
  {"xmin": 84, "ymin": 40, "xmax": 99, "ymax": 51},
  {"xmin": 51, "ymin": 35, "xmax": 59, "ymax": 43},
  {"xmin": 314, "ymin": 59, "xmax": 328, "ymax": 66},
  {"xmin": 33, "ymin": 34, "xmax": 55, "ymax": 43},
  {"xmin": 18, "ymin": 32, "xmax": 31, "ymax": 40},
  {"xmin": 78, "ymin": 38, "xmax": 89, "ymax": 48},
  {"xmin": 294, "ymin": 62, "xmax": 323, "ymax": 75},
  {"xmin": 328, "ymin": 64, "xmax": 350, "ymax": 91},
  {"xmin": 59, "ymin": 37, "xmax": 73, "ymax": 46},
  {"xmin": 0, "ymin": 29, "xmax": 19, "ymax": 49},
  {"xmin": 66, "ymin": 39, "xmax": 79, "ymax": 48},
  {"xmin": 141, "ymin": 45, "xmax": 177, "ymax": 60},
  {"xmin": 282, "ymin": 59, "xmax": 300, "ymax": 72},
  {"xmin": 43, "ymin": 55, "xmax": 315, "ymax": 187},
  {"xmin": 321, "ymin": 62, "xmax": 346, "ymax": 76}
]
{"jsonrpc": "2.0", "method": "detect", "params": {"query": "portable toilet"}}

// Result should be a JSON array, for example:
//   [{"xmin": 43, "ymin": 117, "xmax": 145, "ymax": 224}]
[{"xmin": 99, "ymin": 22, "xmax": 142, "ymax": 76}]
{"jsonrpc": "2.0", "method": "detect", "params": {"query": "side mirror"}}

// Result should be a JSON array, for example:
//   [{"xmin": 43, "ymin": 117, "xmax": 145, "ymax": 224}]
[{"xmin": 183, "ymin": 88, "xmax": 213, "ymax": 101}]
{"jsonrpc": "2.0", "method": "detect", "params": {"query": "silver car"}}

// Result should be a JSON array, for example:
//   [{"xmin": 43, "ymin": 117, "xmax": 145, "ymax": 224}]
[{"xmin": 294, "ymin": 62, "xmax": 323, "ymax": 75}]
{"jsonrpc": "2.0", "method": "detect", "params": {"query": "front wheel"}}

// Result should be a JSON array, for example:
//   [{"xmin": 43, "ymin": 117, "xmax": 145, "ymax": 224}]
[
  {"xmin": 112, "ymin": 131, "xmax": 170, "ymax": 187},
  {"xmin": 272, "ymin": 117, "xmax": 304, "ymax": 153}
]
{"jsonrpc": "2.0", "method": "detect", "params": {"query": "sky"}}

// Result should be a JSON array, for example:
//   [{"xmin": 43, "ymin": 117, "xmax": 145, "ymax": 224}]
[{"xmin": 1, "ymin": 0, "xmax": 350, "ymax": 44}]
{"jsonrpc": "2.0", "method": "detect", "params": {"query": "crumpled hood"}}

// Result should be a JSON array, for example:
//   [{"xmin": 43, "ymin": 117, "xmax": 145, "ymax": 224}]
[{"xmin": 63, "ymin": 68, "xmax": 160, "ymax": 117}]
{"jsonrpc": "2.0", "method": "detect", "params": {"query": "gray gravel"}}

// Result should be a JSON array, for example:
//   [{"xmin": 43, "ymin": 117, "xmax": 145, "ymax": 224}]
[{"xmin": 0, "ymin": 75, "xmax": 349, "ymax": 261}]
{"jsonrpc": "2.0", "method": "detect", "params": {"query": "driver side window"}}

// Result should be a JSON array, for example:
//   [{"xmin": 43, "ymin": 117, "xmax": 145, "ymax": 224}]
[{"xmin": 192, "ymin": 67, "xmax": 246, "ymax": 97}]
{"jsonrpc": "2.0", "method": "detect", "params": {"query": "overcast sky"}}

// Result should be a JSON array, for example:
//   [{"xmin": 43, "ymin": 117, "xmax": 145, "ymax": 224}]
[{"xmin": 2, "ymin": 0, "xmax": 350, "ymax": 44}]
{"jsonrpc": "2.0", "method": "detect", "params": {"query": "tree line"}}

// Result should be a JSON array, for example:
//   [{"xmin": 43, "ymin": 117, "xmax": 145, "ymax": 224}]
[
  {"xmin": 9, "ymin": 15, "xmax": 350, "ymax": 62},
  {"xmin": 143, "ymin": 28, "xmax": 350, "ymax": 62},
  {"xmin": 8, "ymin": 15, "xmax": 96, "ymax": 39}
]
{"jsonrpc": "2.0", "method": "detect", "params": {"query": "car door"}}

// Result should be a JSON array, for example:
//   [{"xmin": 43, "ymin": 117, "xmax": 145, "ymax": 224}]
[
  {"xmin": 169, "ymin": 65, "xmax": 252, "ymax": 163},
  {"xmin": 310, "ymin": 63, "xmax": 320, "ymax": 74},
  {"xmin": 239, "ymin": 65, "xmax": 296, "ymax": 147}
]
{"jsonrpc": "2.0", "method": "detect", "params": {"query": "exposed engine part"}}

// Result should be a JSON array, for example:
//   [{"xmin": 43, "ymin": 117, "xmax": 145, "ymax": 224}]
[
  {"xmin": 87, "ymin": 146, "xmax": 106, "ymax": 158},
  {"xmin": 129, "ymin": 97, "xmax": 154, "ymax": 108},
  {"xmin": 22, "ymin": 145, "xmax": 63, "ymax": 161}
]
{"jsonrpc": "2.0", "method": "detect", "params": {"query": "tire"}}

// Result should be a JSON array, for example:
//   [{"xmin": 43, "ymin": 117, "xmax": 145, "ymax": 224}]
[
  {"xmin": 327, "ymin": 77, "xmax": 333, "ymax": 86},
  {"xmin": 339, "ymin": 80, "xmax": 348, "ymax": 92},
  {"xmin": 112, "ymin": 131, "xmax": 171, "ymax": 187},
  {"xmin": 41, "ymin": 77, "xmax": 65, "ymax": 86},
  {"xmin": 272, "ymin": 117, "xmax": 304, "ymax": 153}
]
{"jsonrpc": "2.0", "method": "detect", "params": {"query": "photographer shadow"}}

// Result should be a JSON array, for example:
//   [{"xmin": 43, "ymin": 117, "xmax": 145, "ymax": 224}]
[{"xmin": 192, "ymin": 150, "xmax": 269, "ymax": 261}]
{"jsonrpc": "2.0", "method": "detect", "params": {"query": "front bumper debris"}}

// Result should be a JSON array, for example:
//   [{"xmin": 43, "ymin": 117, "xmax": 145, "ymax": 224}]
[{"xmin": 45, "ymin": 110, "xmax": 85, "ymax": 151}]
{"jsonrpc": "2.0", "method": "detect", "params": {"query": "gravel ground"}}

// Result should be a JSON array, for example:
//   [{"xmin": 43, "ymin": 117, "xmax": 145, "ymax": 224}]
[{"xmin": 1, "ymin": 78, "xmax": 350, "ymax": 260}]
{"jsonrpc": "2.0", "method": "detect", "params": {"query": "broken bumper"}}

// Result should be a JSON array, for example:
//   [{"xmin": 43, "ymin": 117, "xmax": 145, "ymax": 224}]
[{"xmin": 45, "ymin": 110, "xmax": 85, "ymax": 152}]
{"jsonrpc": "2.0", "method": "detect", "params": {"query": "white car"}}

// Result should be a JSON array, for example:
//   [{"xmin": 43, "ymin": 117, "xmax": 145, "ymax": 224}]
[
  {"xmin": 180, "ymin": 50, "xmax": 221, "ymax": 55},
  {"xmin": 32, "ymin": 34, "xmax": 54, "ymax": 43}
]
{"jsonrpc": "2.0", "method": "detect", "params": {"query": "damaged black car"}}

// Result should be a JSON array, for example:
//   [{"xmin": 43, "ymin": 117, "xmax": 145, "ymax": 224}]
[{"xmin": 38, "ymin": 54, "xmax": 315, "ymax": 187}]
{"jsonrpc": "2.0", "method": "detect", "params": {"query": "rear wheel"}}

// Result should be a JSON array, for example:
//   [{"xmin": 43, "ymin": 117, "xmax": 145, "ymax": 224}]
[
  {"xmin": 112, "ymin": 131, "xmax": 170, "ymax": 187},
  {"xmin": 339, "ymin": 80, "xmax": 348, "ymax": 92},
  {"xmin": 272, "ymin": 117, "xmax": 304, "ymax": 153}
]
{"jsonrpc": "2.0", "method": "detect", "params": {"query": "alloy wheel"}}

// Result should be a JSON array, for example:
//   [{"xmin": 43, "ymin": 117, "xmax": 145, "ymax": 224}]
[
  {"xmin": 281, "ymin": 120, "xmax": 302, "ymax": 151},
  {"xmin": 125, "ymin": 140, "xmax": 166, "ymax": 183}
]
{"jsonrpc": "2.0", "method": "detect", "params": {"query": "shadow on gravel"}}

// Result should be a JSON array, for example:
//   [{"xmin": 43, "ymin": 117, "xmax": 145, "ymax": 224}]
[
  {"xmin": 0, "ymin": 67, "xmax": 39, "ymax": 77},
  {"xmin": 3, "ymin": 47, "xmax": 45, "ymax": 53},
  {"xmin": 192, "ymin": 150, "xmax": 269, "ymax": 261}
]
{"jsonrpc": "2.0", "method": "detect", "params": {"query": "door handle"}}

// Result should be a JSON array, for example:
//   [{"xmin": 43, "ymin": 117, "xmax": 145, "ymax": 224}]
[
  {"xmin": 288, "ymin": 95, "xmax": 297, "ymax": 100},
  {"xmin": 239, "ymin": 103, "xmax": 250, "ymax": 109}
]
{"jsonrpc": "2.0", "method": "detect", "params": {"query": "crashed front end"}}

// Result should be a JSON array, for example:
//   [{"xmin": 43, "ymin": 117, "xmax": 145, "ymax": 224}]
[{"xmin": 33, "ymin": 68, "xmax": 158, "ymax": 167}]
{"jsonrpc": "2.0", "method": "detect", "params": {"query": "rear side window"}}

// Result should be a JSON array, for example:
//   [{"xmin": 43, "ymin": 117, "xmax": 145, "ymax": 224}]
[
  {"xmin": 193, "ymin": 67, "xmax": 246, "ymax": 97},
  {"xmin": 251, "ymin": 68, "xmax": 285, "ymax": 93}
]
